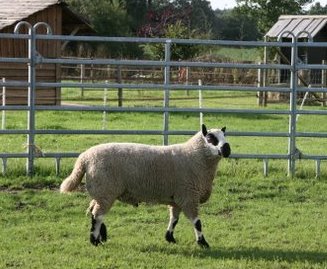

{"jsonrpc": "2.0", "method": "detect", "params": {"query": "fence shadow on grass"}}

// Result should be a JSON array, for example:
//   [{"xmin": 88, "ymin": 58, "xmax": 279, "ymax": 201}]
[
  {"xmin": 217, "ymin": 248, "xmax": 327, "ymax": 263},
  {"xmin": 147, "ymin": 245, "xmax": 327, "ymax": 264},
  {"xmin": 206, "ymin": 247, "xmax": 327, "ymax": 264}
]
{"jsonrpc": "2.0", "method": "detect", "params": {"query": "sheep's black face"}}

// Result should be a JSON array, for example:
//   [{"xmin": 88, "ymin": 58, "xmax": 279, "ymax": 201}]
[
  {"xmin": 220, "ymin": 142, "xmax": 231, "ymax": 158},
  {"xmin": 202, "ymin": 124, "xmax": 231, "ymax": 158}
]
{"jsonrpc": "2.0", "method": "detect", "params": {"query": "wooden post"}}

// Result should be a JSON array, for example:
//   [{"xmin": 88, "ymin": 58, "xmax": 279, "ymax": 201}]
[
  {"xmin": 1, "ymin": 158, "xmax": 7, "ymax": 176},
  {"xmin": 263, "ymin": 41, "xmax": 268, "ymax": 107},
  {"xmin": 257, "ymin": 62, "xmax": 264, "ymax": 106},
  {"xmin": 80, "ymin": 64, "xmax": 85, "ymax": 98},
  {"xmin": 322, "ymin": 60, "xmax": 327, "ymax": 107},
  {"xmin": 2, "ymin": 78, "xmax": 6, "ymax": 130},
  {"xmin": 186, "ymin": 67, "xmax": 189, "ymax": 96},
  {"xmin": 91, "ymin": 63, "xmax": 94, "ymax": 83},
  {"xmin": 55, "ymin": 158, "xmax": 61, "ymax": 176},
  {"xmin": 117, "ymin": 65, "xmax": 123, "ymax": 107},
  {"xmin": 107, "ymin": 65, "xmax": 111, "ymax": 80},
  {"xmin": 262, "ymin": 59, "xmax": 268, "ymax": 106}
]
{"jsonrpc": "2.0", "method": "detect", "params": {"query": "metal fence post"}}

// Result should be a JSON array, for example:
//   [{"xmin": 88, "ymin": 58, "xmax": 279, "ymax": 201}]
[
  {"xmin": 102, "ymin": 80, "xmax": 109, "ymax": 130},
  {"xmin": 288, "ymin": 33, "xmax": 298, "ymax": 177},
  {"xmin": 163, "ymin": 40, "xmax": 171, "ymax": 145},
  {"xmin": 198, "ymin": 79, "xmax": 203, "ymax": 127},
  {"xmin": 278, "ymin": 31, "xmax": 298, "ymax": 177},
  {"xmin": 14, "ymin": 21, "xmax": 52, "ymax": 176},
  {"xmin": 14, "ymin": 22, "xmax": 35, "ymax": 176},
  {"xmin": 80, "ymin": 64, "xmax": 85, "ymax": 97}
]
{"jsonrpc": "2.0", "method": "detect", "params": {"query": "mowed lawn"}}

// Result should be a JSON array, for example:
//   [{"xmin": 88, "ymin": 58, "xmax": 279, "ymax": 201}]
[
  {"xmin": 0, "ymin": 87, "xmax": 327, "ymax": 268},
  {"xmin": 0, "ymin": 172, "xmax": 327, "ymax": 269}
]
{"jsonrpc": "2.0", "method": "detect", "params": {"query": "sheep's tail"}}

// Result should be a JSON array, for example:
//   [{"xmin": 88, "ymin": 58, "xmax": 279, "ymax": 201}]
[{"xmin": 60, "ymin": 154, "xmax": 86, "ymax": 193}]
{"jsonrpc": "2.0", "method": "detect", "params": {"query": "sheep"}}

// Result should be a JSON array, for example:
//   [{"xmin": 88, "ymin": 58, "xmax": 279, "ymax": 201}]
[{"xmin": 60, "ymin": 124, "xmax": 231, "ymax": 248}]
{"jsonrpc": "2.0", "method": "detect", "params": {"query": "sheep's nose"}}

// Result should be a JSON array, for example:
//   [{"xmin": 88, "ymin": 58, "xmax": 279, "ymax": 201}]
[{"xmin": 221, "ymin": 143, "xmax": 231, "ymax": 158}]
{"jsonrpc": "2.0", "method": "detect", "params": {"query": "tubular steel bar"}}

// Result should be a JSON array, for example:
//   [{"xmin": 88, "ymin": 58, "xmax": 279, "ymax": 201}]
[
  {"xmin": 13, "ymin": 21, "xmax": 52, "ymax": 176},
  {"xmin": 29, "ymin": 82, "xmax": 293, "ymax": 92},
  {"xmin": 288, "ymin": 32, "xmax": 298, "ymax": 177},
  {"xmin": 163, "ymin": 40, "xmax": 171, "ymax": 145},
  {"xmin": 0, "ymin": 22, "xmax": 326, "ymax": 176},
  {"xmin": 14, "ymin": 21, "xmax": 36, "ymax": 176}
]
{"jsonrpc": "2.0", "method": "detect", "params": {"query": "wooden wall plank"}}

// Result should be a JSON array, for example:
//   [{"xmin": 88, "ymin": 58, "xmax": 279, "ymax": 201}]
[
  {"xmin": 0, "ymin": 5, "xmax": 62, "ymax": 105},
  {"xmin": 4, "ymin": 88, "xmax": 58, "ymax": 105}
]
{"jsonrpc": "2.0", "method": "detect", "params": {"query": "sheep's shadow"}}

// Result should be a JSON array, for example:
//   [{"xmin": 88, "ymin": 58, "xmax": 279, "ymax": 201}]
[{"xmin": 145, "ymin": 245, "xmax": 327, "ymax": 264}]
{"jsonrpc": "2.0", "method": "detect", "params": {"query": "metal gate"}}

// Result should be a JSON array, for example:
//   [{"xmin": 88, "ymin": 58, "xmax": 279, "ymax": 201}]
[{"xmin": 0, "ymin": 22, "xmax": 327, "ymax": 177}]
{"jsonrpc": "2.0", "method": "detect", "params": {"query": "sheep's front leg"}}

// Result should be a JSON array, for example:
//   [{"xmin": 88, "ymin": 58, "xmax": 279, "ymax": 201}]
[
  {"xmin": 182, "ymin": 204, "xmax": 210, "ymax": 248},
  {"xmin": 193, "ymin": 217, "xmax": 209, "ymax": 248},
  {"xmin": 165, "ymin": 205, "xmax": 181, "ymax": 243}
]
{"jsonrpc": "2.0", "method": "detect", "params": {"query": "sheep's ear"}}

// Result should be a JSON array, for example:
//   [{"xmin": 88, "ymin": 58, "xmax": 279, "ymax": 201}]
[
  {"xmin": 202, "ymin": 124, "xmax": 208, "ymax": 136},
  {"xmin": 221, "ymin": 126, "xmax": 226, "ymax": 133}
]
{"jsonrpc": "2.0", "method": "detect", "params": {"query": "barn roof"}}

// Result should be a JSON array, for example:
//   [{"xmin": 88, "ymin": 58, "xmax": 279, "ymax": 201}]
[
  {"xmin": 0, "ymin": 0, "xmax": 94, "ymax": 34},
  {"xmin": 0, "ymin": 0, "xmax": 62, "ymax": 30},
  {"xmin": 265, "ymin": 15, "xmax": 327, "ymax": 39}
]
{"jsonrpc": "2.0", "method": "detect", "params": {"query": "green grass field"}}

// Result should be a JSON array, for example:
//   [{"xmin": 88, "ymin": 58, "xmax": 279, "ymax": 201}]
[
  {"xmin": 1, "ymin": 174, "xmax": 326, "ymax": 268},
  {"xmin": 0, "ymin": 86, "xmax": 327, "ymax": 268}
]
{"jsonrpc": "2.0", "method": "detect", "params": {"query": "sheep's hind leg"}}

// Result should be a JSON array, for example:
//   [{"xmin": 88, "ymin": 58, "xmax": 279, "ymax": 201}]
[
  {"xmin": 165, "ymin": 205, "xmax": 181, "ymax": 244},
  {"xmin": 89, "ymin": 199, "xmax": 113, "ymax": 246},
  {"xmin": 90, "ymin": 214, "xmax": 107, "ymax": 246}
]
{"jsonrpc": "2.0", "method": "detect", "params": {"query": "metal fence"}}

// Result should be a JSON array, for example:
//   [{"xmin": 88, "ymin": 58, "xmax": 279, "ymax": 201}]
[{"xmin": 0, "ymin": 21, "xmax": 327, "ymax": 177}]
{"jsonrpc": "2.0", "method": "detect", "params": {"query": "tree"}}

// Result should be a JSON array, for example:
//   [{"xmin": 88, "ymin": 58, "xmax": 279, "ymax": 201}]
[
  {"xmin": 235, "ymin": 0, "xmax": 313, "ymax": 35},
  {"xmin": 307, "ymin": 2, "xmax": 327, "ymax": 14},
  {"xmin": 125, "ymin": 0, "xmax": 149, "ymax": 33},
  {"xmin": 138, "ymin": 1, "xmax": 192, "ymax": 37},
  {"xmin": 138, "ymin": 0, "xmax": 221, "ymax": 39},
  {"xmin": 142, "ymin": 20, "xmax": 201, "ymax": 60},
  {"xmin": 215, "ymin": 9, "xmax": 260, "ymax": 40},
  {"xmin": 66, "ymin": 0, "xmax": 141, "ymax": 57},
  {"xmin": 66, "ymin": 0, "xmax": 129, "ymax": 36},
  {"xmin": 65, "ymin": 0, "xmax": 220, "ymax": 57},
  {"xmin": 190, "ymin": 0, "xmax": 219, "ymax": 38}
]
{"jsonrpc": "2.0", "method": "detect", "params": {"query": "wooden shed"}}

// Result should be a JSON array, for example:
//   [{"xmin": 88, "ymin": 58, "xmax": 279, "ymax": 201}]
[
  {"xmin": 266, "ymin": 15, "xmax": 327, "ymax": 86},
  {"xmin": 0, "ymin": 0, "xmax": 94, "ymax": 105}
]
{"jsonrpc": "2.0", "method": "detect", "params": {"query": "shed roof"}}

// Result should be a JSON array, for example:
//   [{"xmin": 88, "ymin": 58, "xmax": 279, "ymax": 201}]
[
  {"xmin": 0, "ymin": 0, "xmax": 62, "ymax": 30},
  {"xmin": 265, "ymin": 15, "xmax": 327, "ymax": 39},
  {"xmin": 0, "ymin": 0, "xmax": 94, "ymax": 34}
]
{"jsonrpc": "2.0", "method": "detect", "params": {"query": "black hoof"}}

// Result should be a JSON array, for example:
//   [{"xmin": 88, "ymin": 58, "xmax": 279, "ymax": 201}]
[
  {"xmin": 100, "ymin": 223, "xmax": 107, "ymax": 242},
  {"xmin": 197, "ymin": 236, "xmax": 210, "ymax": 248},
  {"xmin": 90, "ymin": 233, "xmax": 101, "ymax": 246},
  {"xmin": 165, "ymin": 231, "xmax": 176, "ymax": 243}
]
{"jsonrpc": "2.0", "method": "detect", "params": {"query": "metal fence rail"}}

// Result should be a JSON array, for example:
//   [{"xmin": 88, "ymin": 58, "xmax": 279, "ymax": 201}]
[{"xmin": 0, "ymin": 21, "xmax": 326, "ymax": 177}]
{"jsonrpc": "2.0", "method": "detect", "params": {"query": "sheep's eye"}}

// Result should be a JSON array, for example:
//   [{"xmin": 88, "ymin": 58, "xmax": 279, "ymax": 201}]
[{"xmin": 206, "ymin": 134, "xmax": 218, "ymax": 146}]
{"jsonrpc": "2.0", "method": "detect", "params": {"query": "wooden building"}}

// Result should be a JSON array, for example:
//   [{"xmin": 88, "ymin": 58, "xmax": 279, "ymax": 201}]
[
  {"xmin": 266, "ymin": 15, "xmax": 327, "ymax": 85},
  {"xmin": 0, "ymin": 0, "xmax": 94, "ymax": 105}
]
